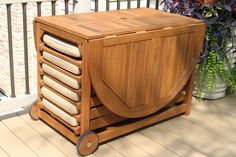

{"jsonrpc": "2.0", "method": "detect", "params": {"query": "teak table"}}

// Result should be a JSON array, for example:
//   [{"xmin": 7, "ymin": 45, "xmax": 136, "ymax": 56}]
[{"xmin": 31, "ymin": 8, "xmax": 205, "ymax": 155}]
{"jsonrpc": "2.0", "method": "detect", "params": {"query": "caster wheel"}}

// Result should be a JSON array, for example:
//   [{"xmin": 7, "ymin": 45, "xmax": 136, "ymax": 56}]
[
  {"xmin": 29, "ymin": 102, "xmax": 39, "ymax": 120},
  {"xmin": 76, "ymin": 131, "xmax": 99, "ymax": 156}
]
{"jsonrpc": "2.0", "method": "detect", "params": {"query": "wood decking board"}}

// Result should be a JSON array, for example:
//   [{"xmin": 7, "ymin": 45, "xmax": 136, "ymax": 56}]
[
  {"xmin": 2, "ymin": 116, "xmax": 67, "ymax": 157},
  {"xmin": 184, "ymin": 101, "xmax": 236, "ymax": 143},
  {"xmin": 124, "ymin": 132, "xmax": 180, "ymax": 157},
  {"xmin": 0, "ymin": 121, "xmax": 37, "ymax": 157},
  {"xmin": 212, "ymin": 95, "xmax": 236, "ymax": 113},
  {"xmin": 155, "ymin": 117, "xmax": 236, "ymax": 157},
  {"xmin": 107, "ymin": 138, "xmax": 152, "ymax": 157},
  {"xmin": 140, "ymin": 127, "xmax": 208, "ymax": 157},
  {"xmin": 0, "ymin": 147, "xmax": 9, "ymax": 157},
  {"xmin": 19, "ymin": 114, "xmax": 81, "ymax": 157},
  {"xmin": 94, "ymin": 144, "xmax": 124, "ymax": 157},
  {"xmin": 0, "ymin": 96, "xmax": 236, "ymax": 157}
]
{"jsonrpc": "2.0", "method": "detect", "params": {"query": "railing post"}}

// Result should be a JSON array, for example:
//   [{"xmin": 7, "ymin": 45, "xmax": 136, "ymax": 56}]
[
  {"xmin": 22, "ymin": 2, "xmax": 30, "ymax": 95},
  {"xmin": 117, "ymin": 0, "xmax": 120, "ymax": 10},
  {"xmin": 6, "ymin": 3, "xmax": 16, "ymax": 98},
  {"xmin": 127, "ymin": 0, "xmax": 131, "ymax": 9},
  {"xmin": 37, "ymin": 1, "xmax": 42, "ymax": 16},
  {"xmin": 65, "ymin": 0, "xmax": 69, "ymax": 14},
  {"xmin": 137, "ymin": 0, "xmax": 140, "ymax": 8},
  {"xmin": 155, "ymin": 0, "xmax": 159, "ymax": 10},
  {"xmin": 51, "ymin": 0, "xmax": 56, "ymax": 15},
  {"xmin": 106, "ymin": 0, "xmax": 109, "ymax": 11},
  {"xmin": 146, "ymin": 0, "xmax": 150, "ymax": 8},
  {"xmin": 95, "ymin": 0, "xmax": 98, "ymax": 12}
]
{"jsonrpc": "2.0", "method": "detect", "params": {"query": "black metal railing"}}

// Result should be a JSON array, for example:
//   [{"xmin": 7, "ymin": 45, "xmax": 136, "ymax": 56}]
[
  {"xmin": 95, "ymin": 0, "xmax": 160, "ymax": 12},
  {"xmin": 0, "ymin": 0, "xmax": 160, "ymax": 99},
  {"xmin": 1, "ymin": 0, "xmax": 72, "ymax": 98}
]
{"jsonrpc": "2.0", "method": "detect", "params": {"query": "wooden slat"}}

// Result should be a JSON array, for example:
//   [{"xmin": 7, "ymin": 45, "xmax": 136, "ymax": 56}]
[
  {"xmin": 90, "ymin": 96, "xmax": 102, "ymax": 107},
  {"xmin": 42, "ymin": 85, "xmax": 78, "ymax": 106},
  {"xmin": 103, "ymin": 25, "xmax": 199, "ymax": 46},
  {"xmin": 0, "ymin": 121, "xmax": 37, "ymax": 157},
  {"xmin": 89, "ymin": 26, "xmax": 199, "ymax": 118},
  {"xmin": 43, "ymin": 74, "xmax": 81, "ymax": 96},
  {"xmin": 75, "ymin": 105, "xmax": 111, "ymax": 121},
  {"xmin": 2, "ymin": 116, "xmax": 67, "ymax": 157},
  {"xmin": 80, "ymin": 41, "xmax": 91, "ymax": 135},
  {"xmin": 39, "ymin": 111, "xmax": 78, "ymax": 143},
  {"xmin": 40, "ymin": 45, "xmax": 82, "ymax": 67},
  {"xmin": 90, "ymin": 113, "xmax": 126, "ymax": 130},
  {"xmin": 41, "ymin": 107, "xmax": 80, "ymax": 134},
  {"xmin": 90, "ymin": 106, "xmax": 111, "ymax": 119},
  {"xmin": 98, "ymin": 103, "xmax": 186, "ymax": 143},
  {"xmin": 39, "ymin": 24, "xmax": 83, "ymax": 44},
  {"xmin": 42, "ymin": 59, "xmax": 82, "ymax": 82},
  {"xmin": 35, "ymin": 8, "xmax": 204, "ymax": 40}
]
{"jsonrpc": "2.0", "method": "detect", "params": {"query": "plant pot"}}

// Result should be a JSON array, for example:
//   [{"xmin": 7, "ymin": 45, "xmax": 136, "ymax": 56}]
[
  {"xmin": 226, "ymin": 27, "xmax": 236, "ymax": 67},
  {"xmin": 193, "ymin": 78, "xmax": 227, "ymax": 100},
  {"xmin": 194, "ymin": 32, "xmax": 236, "ymax": 100},
  {"xmin": 231, "ymin": 26, "xmax": 236, "ymax": 36}
]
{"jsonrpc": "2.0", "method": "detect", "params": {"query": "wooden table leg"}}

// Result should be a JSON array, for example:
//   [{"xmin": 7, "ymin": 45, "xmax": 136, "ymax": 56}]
[{"xmin": 184, "ymin": 71, "xmax": 195, "ymax": 116}]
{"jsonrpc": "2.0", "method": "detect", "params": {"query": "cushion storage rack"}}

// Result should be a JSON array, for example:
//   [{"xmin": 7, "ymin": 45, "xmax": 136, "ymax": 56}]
[{"xmin": 31, "ymin": 8, "xmax": 205, "ymax": 155}]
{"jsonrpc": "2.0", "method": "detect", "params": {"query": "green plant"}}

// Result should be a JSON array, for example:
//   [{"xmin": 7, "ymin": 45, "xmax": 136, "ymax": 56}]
[{"xmin": 161, "ymin": 0, "xmax": 236, "ymax": 98}]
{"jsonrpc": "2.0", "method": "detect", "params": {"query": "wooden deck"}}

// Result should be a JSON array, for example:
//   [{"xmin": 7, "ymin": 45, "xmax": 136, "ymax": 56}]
[{"xmin": 0, "ymin": 95, "xmax": 236, "ymax": 157}]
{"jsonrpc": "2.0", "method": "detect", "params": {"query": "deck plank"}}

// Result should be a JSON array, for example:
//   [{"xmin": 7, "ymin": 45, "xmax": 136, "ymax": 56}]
[
  {"xmin": 155, "ymin": 116, "xmax": 236, "ymax": 157},
  {"xmin": 0, "ymin": 95, "xmax": 235, "ymax": 156},
  {"xmin": 140, "ymin": 127, "xmax": 208, "ymax": 157},
  {"xmin": 94, "ymin": 144, "xmax": 124, "ymax": 157},
  {"xmin": 0, "ymin": 121, "xmax": 37, "ymax": 157},
  {"xmin": 125, "ymin": 132, "xmax": 180, "ymax": 157},
  {"xmin": 108, "ymin": 138, "xmax": 153, "ymax": 157},
  {"xmin": 0, "ymin": 147, "xmax": 9, "ymax": 157},
  {"xmin": 211, "ymin": 95, "xmax": 236, "ymax": 113},
  {"xmin": 2, "ymin": 115, "xmax": 67, "ymax": 157},
  {"xmin": 185, "ymin": 101, "xmax": 236, "ymax": 143},
  {"xmin": 19, "ymin": 114, "xmax": 86, "ymax": 157}
]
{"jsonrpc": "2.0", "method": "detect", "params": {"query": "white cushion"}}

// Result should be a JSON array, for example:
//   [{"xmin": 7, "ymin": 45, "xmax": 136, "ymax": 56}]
[
  {"xmin": 43, "ymin": 75, "xmax": 80, "ymax": 101},
  {"xmin": 42, "ymin": 64, "xmax": 80, "ymax": 89},
  {"xmin": 41, "ymin": 87, "xmax": 79, "ymax": 115},
  {"xmin": 42, "ymin": 98, "xmax": 79, "ymax": 126},
  {"xmin": 43, "ymin": 51, "xmax": 80, "ymax": 75},
  {"xmin": 43, "ymin": 34, "xmax": 81, "ymax": 57}
]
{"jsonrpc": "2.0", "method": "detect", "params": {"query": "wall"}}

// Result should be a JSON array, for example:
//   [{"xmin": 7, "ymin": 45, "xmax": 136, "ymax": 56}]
[
  {"xmin": 0, "ymin": 1, "xmax": 73, "ymax": 96},
  {"xmin": 0, "ymin": 0, "xmax": 158, "ymax": 97}
]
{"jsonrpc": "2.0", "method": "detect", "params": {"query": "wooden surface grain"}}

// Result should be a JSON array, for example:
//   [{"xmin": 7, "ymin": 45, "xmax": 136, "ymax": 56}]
[
  {"xmin": 89, "ymin": 26, "xmax": 203, "ymax": 118},
  {"xmin": 35, "ymin": 8, "xmax": 203, "ymax": 39},
  {"xmin": 1, "ymin": 96, "xmax": 236, "ymax": 156}
]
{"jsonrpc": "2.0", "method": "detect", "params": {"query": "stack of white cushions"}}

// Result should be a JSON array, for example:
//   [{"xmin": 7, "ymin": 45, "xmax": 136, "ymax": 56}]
[{"xmin": 41, "ymin": 34, "xmax": 81, "ymax": 126}]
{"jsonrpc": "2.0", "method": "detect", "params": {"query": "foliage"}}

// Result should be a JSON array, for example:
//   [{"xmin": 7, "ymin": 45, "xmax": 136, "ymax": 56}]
[{"xmin": 161, "ymin": 0, "xmax": 236, "ymax": 97}]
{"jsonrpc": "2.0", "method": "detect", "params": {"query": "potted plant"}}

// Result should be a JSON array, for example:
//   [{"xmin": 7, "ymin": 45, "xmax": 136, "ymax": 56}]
[{"xmin": 161, "ymin": 0, "xmax": 236, "ymax": 99}]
